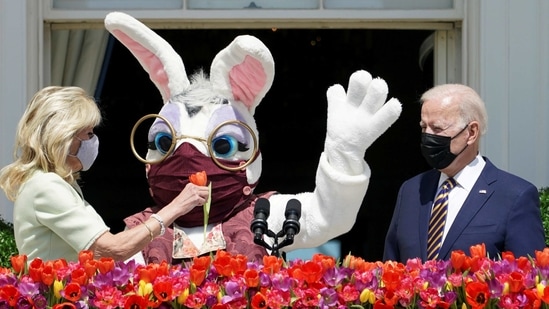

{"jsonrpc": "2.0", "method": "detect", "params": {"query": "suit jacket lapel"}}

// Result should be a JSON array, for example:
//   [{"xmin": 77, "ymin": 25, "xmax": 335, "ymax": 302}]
[{"xmin": 438, "ymin": 158, "xmax": 497, "ymax": 259}]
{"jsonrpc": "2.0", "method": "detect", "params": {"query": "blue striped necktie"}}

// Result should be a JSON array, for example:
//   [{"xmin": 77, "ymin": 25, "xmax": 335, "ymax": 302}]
[{"xmin": 427, "ymin": 177, "xmax": 457, "ymax": 260}]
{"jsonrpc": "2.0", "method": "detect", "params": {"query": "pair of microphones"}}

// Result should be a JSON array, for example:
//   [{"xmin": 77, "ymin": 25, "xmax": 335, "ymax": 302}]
[{"xmin": 250, "ymin": 198, "xmax": 301, "ymax": 257}]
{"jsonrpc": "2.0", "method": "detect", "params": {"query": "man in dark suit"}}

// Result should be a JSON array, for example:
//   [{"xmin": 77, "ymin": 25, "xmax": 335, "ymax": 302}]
[{"xmin": 383, "ymin": 84, "xmax": 545, "ymax": 263}]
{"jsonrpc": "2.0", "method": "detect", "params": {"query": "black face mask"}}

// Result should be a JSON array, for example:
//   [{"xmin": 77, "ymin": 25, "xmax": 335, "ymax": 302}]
[{"xmin": 420, "ymin": 124, "xmax": 469, "ymax": 170}]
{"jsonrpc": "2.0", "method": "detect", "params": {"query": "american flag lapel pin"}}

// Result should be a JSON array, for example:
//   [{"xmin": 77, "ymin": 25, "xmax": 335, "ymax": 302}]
[{"xmin": 479, "ymin": 189, "xmax": 487, "ymax": 194}]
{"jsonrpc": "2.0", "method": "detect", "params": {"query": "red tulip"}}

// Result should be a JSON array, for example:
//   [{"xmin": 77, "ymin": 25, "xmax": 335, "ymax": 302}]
[
  {"xmin": 244, "ymin": 268, "xmax": 260, "ymax": 287},
  {"xmin": 469, "ymin": 243, "xmax": 486, "ymax": 259},
  {"xmin": 507, "ymin": 271, "xmax": 524, "ymax": 294},
  {"xmin": 83, "ymin": 259, "xmax": 98, "ymax": 278},
  {"xmin": 124, "ymin": 295, "xmax": 149, "ymax": 309},
  {"xmin": 70, "ymin": 267, "xmax": 88, "ymax": 286},
  {"xmin": 0, "ymin": 285, "xmax": 20, "ymax": 307},
  {"xmin": 78, "ymin": 250, "xmax": 94, "ymax": 265},
  {"xmin": 450, "ymin": 250, "xmax": 466, "ymax": 272},
  {"xmin": 535, "ymin": 247, "xmax": 549, "ymax": 267},
  {"xmin": 153, "ymin": 280, "xmax": 173, "ymax": 302},
  {"xmin": 41, "ymin": 262, "xmax": 56, "ymax": 286},
  {"xmin": 262, "ymin": 255, "xmax": 283, "ymax": 274},
  {"xmin": 97, "ymin": 257, "xmax": 115, "ymax": 274},
  {"xmin": 137, "ymin": 264, "xmax": 158, "ymax": 283},
  {"xmin": 63, "ymin": 282, "xmax": 82, "ymax": 302},
  {"xmin": 190, "ymin": 256, "xmax": 211, "ymax": 286},
  {"xmin": 231, "ymin": 254, "xmax": 248, "ymax": 275},
  {"xmin": 28, "ymin": 258, "xmax": 43, "ymax": 282},
  {"xmin": 311, "ymin": 253, "xmax": 336, "ymax": 271},
  {"xmin": 465, "ymin": 281, "xmax": 490, "ymax": 309},
  {"xmin": 291, "ymin": 261, "xmax": 323, "ymax": 285},
  {"xmin": 501, "ymin": 251, "xmax": 515, "ymax": 263},
  {"xmin": 53, "ymin": 302, "xmax": 77, "ymax": 309},
  {"xmin": 10, "ymin": 254, "xmax": 27, "ymax": 274},
  {"xmin": 251, "ymin": 292, "xmax": 268, "ymax": 309},
  {"xmin": 52, "ymin": 258, "xmax": 68, "ymax": 271}
]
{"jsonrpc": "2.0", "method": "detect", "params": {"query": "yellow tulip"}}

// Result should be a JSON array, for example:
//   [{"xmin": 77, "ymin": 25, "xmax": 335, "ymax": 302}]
[
  {"xmin": 178, "ymin": 288, "xmax": 189, "ymax": 304},
  {"xmin": 360, "ymin": 289, "xmax": 375, "ymax": 304},
  {"xmin": 138, "ymin": 279, "xmax": 153, "ymax": 296},
  {"xmin": 53, "ymin": 280, "xmax": 64, "ymax": 299},
  {"xmin": 502, "ymin": 282, "xmax": 509, "ymax": 295},
  {"xmin": 537, "ymin": 283, "xmax": 546, "ymax": 297}
]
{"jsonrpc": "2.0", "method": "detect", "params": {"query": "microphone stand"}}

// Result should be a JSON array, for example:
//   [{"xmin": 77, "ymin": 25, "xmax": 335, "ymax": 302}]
[{"xmin": 253, "ymin": 226, "xmax": 295, "ymax": 258}]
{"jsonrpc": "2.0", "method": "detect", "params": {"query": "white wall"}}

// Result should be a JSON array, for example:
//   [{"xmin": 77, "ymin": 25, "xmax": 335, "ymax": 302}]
[
  {"xmin": 0, "ymin": 0, "xmax": 26, "ymax": 222},
  {"xmin": 466, "ymin": 0, "xmax": 549, "ymax": 189},
  {"xmin": 0, "ymin": 0, "xmax": 41, "ymax": 222}
]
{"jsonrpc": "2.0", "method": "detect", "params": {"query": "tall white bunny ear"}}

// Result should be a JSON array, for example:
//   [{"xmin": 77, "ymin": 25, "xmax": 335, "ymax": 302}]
[
  {"xmin": 104, "ymin": 12, "xmax": 189, "ymax": 103},
  {"xmin": 210, "ymin": 35, "xmax": 275, "ymax": 115}
]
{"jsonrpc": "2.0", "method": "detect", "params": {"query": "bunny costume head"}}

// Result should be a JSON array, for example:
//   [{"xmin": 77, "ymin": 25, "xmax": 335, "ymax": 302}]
[{"xmin": 106, "ymin": 13, "xmax": 272, "ymax": 226}]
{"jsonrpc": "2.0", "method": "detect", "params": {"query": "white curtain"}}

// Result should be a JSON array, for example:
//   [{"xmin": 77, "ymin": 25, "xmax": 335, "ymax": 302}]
[{"xmin": 51, "ymin": 29, "xmax": 109, "ymax": 96}]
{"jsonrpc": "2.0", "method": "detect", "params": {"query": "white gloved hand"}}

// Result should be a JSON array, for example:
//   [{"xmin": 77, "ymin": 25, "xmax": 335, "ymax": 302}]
[{"xmin": 324, "ymin": 70, "xmax": 402, "ymax": 175}]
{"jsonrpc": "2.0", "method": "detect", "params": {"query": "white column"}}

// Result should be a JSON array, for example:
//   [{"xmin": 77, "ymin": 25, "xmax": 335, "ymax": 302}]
[
  {"xmin": 0, "ymin": 0, "xmax": 41, "ymax": 222},
  {"xmin": 465, "ymin": 0, "xmax": 549, "ymax": 188}
]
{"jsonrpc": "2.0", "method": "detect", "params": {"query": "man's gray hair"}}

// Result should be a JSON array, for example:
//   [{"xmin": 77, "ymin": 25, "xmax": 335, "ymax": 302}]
[{"xmin": 420, "ymin": 84, "xmax": 488, "ymax": 135}]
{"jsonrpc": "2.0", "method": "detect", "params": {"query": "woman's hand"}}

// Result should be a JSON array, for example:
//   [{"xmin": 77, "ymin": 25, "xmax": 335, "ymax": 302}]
[{"xmin": 169, "ymin": 182, "xmax": 210, "ymax": 216}]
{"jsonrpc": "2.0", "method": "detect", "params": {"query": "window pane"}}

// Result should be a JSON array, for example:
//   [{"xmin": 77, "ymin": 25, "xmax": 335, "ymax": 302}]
[
  {"xmin": 53, "ymin": 0, "xmax": 183, "ymax": 9},
  {"xmin": 187, "ymin": 0, "xmax": 319, "ymax": 9},
  {"xmin": 324, "ymin": 0, "xmax": 453, "ymax": 10}
]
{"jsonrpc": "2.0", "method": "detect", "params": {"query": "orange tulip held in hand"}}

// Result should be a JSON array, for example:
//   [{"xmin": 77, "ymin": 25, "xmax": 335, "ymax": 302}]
[{"xmin": 189, "ymin": 171, "xmax": 207, "ymax": 186}]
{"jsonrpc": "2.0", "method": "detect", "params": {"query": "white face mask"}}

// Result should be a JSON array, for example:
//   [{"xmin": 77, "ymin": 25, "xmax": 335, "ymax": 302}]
[{"xmin": 70, "ymin": 135, "xmax": 99, "ymax": 171}]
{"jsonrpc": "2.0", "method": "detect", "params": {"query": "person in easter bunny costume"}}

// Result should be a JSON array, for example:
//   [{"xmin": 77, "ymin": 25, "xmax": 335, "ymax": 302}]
[{"xmin": 104, "ymin": 12, "xmax": 402, "ymax": 264}]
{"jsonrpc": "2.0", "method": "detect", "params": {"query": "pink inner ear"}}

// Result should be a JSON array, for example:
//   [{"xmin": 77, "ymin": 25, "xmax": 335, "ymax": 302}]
[
  {"xmin": 112, "ymin": 30, "xmax": 171, "ymax": 100},
  {"xmin": 229, "ymin": 56, "xmax": 266, "ymax": 109}
]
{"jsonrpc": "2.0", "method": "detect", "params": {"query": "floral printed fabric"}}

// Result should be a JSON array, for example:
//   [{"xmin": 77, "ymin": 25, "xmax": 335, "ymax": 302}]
[{"xmin": 172, "ymin": 223, "xmax": 226, "ymax": 259}]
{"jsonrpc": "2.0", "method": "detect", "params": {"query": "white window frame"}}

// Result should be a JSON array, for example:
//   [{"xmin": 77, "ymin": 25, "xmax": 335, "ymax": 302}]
[
  {"xmin": 40, "ymin": 0, "xmax": 464, "ymax": 87},
  {"xmin": 42, "ymin": 0, "xmax": 464, "ymax": 26}
]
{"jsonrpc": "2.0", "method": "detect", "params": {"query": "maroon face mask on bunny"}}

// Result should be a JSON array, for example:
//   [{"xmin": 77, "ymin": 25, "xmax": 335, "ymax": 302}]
[{"xmin": 147, "ymin": 143, "xmax": 258, "ymax": 228}]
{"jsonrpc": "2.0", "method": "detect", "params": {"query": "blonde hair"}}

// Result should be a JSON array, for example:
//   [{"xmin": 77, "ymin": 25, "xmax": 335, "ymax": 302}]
[
  {"xmin": 0, "ymin": 86, "xmax": 102, "ymax": 201},
  {"xmin": 420, "ymin": 84, "xmax": 488, "ymax": 135}
]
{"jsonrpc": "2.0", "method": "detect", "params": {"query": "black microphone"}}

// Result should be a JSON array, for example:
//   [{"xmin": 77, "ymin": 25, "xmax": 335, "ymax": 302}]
[
  {"xmin": 283, "ymin": 199, "xmax": 301, "ymax": 240},
  {"xmin": 250, "ymin": 198, "xmax": 270, "ymax": 239}
]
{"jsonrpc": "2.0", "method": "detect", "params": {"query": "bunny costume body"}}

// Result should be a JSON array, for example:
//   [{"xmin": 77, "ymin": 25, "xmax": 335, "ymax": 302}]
[{"xmin": 105, "ymin": 12, "xmax": 402, "ymax": 263}]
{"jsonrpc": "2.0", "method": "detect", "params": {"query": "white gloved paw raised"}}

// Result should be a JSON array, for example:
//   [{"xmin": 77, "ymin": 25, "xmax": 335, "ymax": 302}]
[{"xmin": 324, "ymin": 70, "xmax": 402, "ymax": 175}]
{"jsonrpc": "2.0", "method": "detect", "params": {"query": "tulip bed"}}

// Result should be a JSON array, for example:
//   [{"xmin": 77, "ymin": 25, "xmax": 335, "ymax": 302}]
[{"xmin": 2, "ymin": 244, "xmax": 549, "ymax": 309}]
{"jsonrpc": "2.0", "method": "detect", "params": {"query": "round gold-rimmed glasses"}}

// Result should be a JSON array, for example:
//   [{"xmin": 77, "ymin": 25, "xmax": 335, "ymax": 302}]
[{"xmin": 130, "ymin": 114, "xmax": 259, "ymax": 171}]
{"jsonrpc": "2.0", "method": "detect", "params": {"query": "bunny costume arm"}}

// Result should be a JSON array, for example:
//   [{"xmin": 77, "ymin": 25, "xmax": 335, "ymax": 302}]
[{"xmin": 265, "ymin": 73, "xmax": 402, "ymax": 251}]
